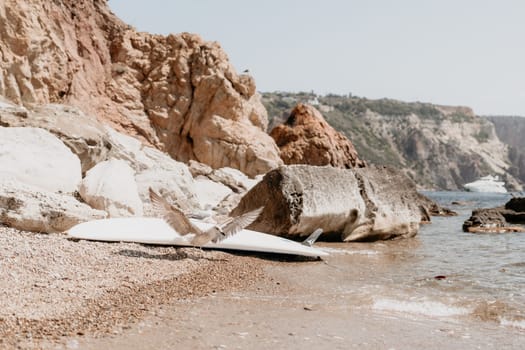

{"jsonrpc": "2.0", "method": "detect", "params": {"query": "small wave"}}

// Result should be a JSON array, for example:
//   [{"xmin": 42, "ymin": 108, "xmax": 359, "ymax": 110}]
[
  {"xmin": 373, "ymin": 298, "xmax": 470, "ymax": 317},
  {"xmin": 320, "ymin": 247, "xmax": 379, "ymax": 256},
  {"xmin": 500, "ymin": 317, "xmax": 525, "ymax": 330},
  {"xmin": 502, "ymin": 261, "xmax": 525, "ymax": 268}
]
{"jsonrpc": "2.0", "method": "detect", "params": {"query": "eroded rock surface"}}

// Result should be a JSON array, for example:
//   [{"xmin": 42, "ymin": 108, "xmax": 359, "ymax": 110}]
[
  {"xmin": 0, "ymin": 0, "xmax": 281, "ymax": 176},
  {"xmin": 231, "ymin": 165, "xmax": 446, "ymax": 241},
  {"xmin": 463, "ymin": 197, "xmax": 525, "ymax": 233},
  {"xmin": 270, "ymin": 104, "xmax": 366, "ymax": 168}
]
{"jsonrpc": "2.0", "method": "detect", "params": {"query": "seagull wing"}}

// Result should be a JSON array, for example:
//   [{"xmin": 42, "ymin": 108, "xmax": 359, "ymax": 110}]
[
  {"xmin": 149, "ymin": 188, "xmax": 203, "ymax": 236},
  {"xmin": 190, "ymin": 229, "xmax": 217, "ymax": 246},
  {"xmin": 215, "ymin": 206, "xmax": 264, "ymax": 241}
]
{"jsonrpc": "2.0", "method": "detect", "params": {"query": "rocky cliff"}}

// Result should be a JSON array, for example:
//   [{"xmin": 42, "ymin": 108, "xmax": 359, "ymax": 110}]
[
  {"xmin": 270, "ymin": 103, "xmax": 366, "ymax": 168},
  {"xmin": 485, "ymin": 116, "xmax": 525, "ymax": 185},
  {"xmin": 0, "ymin": 0, "xmax": 281, "ymax": 177},
  {"xmin": 263, "ymin": 92, "xmax": 522, "ymax": 191}
]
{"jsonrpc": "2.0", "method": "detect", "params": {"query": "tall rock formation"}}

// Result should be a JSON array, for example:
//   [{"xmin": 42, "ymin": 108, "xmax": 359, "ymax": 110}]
[
  {"xmin": 0, "ymin": 0, "xmax": 281, "ymax": 177},
  {"xmin": 270, "ymin": 103, "xmax": 366, "ymax": 168}
]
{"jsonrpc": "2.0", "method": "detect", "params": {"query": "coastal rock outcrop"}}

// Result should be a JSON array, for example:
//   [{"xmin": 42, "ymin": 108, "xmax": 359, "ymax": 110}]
[
  {"xmin": 0, "ymin": 127, "xmax": 81, "ymax": 193},
  {"xmin": 192, "ymin": 176, "xmax": 233, "ymax": 212},
  {"xmin": 108, "ymin": 31, "xmax": 282, "ymax": 177},
  {"xmin": 463, "ymin": 197, "xmax": 525, "ymax": 233},
  {"xmin": 231, "ymin": 164, "xmax": 446, "ymax": 241},
  {"xmin": 0, "ymin": 0, "xmax": 282, "ymax": 177},
  {"xmin": 270, "ymin": 104, "xmax": 366, "ymax": 168},
  {"xmin": 79, "ymin": 159, "xmax": 143, "ymax": 217}
]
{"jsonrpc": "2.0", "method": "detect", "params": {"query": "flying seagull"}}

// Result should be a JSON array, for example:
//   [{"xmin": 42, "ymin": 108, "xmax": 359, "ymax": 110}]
[{"xmin": 149, "ymin": 188, "xmax": 264, "ymax": 246}]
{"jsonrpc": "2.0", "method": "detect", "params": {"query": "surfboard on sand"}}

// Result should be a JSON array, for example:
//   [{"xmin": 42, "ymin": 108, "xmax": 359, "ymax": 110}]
[{"xmin": 66, "ymin": 217, "xmax": 328, "ymax": 258}]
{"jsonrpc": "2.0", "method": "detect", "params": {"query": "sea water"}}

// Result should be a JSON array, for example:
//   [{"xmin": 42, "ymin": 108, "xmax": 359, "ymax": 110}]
[{"xmin": 322, "ymin": 191, "xmax": 525, "ymax": 329}]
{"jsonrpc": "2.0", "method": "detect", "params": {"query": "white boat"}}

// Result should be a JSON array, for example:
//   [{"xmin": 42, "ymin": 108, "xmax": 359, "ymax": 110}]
[
  {"xmin": 67, "ymin": 217, "xmax": 328, "ymax": 258},
  {"xmin": 463, "ymin": 175, "xmax": 507, "ymax": 193}
]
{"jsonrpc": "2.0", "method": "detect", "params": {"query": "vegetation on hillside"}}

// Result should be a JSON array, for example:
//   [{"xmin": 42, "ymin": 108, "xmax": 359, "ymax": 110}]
[
  {"xmin": 262, "ymin": 92, "xmax": 448, "ymax": 166},
  {"xmin": 262, "ymin": 91, "xmax": 515, "ymax": 190}
]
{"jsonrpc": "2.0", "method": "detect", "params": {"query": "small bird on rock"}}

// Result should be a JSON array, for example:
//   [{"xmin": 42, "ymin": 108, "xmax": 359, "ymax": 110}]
[{"xmin": 149, "ymin": 188, "xmax": 264, "ymax": 246}]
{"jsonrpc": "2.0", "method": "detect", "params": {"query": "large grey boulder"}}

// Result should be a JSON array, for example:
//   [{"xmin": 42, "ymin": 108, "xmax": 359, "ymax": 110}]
[
  {"xmin": 79, "ymin": 159, "xmax": 143, "ymax": 217},
  {"xmin": 0, "ymin": 180, "xmax": 106, "ymax": 233},
  {"xmin": 231, "ymin": 165, "xmax": 440, "ymax": 241},
  {"xmin": 0, "ymin": 104, "xmax": 112, "ymax": 174},
  {"xmin": 0, "ymin": 127, "xmax": 81, "ymax": 193}
]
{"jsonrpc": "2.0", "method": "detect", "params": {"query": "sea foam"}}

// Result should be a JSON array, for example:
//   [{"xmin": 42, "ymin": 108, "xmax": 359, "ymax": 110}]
[
  {"xmin": 373, "ymin": 298, "xmax": 470, "ymax": 317},
  {"xmin": 500, "ymin": 317, "xmax": 525, "ymax": 330},
  {"xmin": 320, "ymin": 247, "xmax": 379, "ymax": 256}
]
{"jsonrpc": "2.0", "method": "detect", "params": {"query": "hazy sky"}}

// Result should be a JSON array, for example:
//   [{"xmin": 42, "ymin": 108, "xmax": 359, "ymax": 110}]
[{"xmin": 108, "ymin": 0, "xmax": 525, "ymax": 116}]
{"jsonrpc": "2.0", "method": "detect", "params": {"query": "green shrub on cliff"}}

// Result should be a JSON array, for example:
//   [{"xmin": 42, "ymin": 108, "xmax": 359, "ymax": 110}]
[{"xmin": 474, "ymin": 129, "xmax": 490, "ymax": 143}]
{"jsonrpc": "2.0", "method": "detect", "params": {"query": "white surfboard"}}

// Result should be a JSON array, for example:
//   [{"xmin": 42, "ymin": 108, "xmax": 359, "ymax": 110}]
[{"xmin": 67, "ymin": 217, "xmax": 328, "ymax": 258}]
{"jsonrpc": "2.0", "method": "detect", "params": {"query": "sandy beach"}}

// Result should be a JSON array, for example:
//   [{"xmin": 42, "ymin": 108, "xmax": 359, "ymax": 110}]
[{"xmin": 2, "ymin": 222, "xmax": 524, "ymax": 350}]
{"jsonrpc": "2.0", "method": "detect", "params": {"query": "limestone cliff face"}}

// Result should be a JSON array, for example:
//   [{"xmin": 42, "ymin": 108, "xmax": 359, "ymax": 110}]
[
  {"xmin": 486, "ymin": 116, "xmax": 525, "ymax": 184},
  {"xmin": 263, "ymin": 93, "xmax": 522, "ymax": 191},
  {"xmin": 0, "ymin": 0, "xmax": 281, "ymax": 177},
  {"xmin": 270, "ymin": 103, "xmax": 366, "ymax": 168}
]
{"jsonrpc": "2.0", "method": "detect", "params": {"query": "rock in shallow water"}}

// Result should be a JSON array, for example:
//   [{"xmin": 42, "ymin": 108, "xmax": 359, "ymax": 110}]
[
  {"xmin": 463, "ymin": 197, "xmax": 525, "ymax": 233},
  {"xmin": 231, "ymin": 164, "xmax": 445, "ymax": 242}
]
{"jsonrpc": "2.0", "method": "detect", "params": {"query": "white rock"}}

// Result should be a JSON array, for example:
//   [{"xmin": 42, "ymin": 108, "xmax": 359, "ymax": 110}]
[
  {"xmin": 0, "ymin": 127, "xmax": 81, "ymax": 193},
  {"xmin": 104, "ymin": 127, "xmax": 200, "ymax": 210},
  {"xmin": 0, "ymin": 180, "xmax": 106, "ymax": 233},
  {"xmin": 0, "ymin": 101, "xmax": 14, "ymax": 108},
  {"xmin": 104, "ymin": 126, "xmax": 155, "ymax": 171},
  {"xmin": 213, "ymin": 167, "xmax": 261, "ymax": 192},
  {"xmin": 79, "ymin": 159, "xmax": 143, "ymax": 217},
  {"xmin": 193, "ymin": 176, "xmax": 233, "ymax": 210},
  {"xmin": 138, "ymin": 147, "xmax": 198, "ymax": 205}
]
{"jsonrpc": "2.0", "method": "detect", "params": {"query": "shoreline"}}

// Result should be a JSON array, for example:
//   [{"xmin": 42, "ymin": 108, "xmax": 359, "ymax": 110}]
[
  {"xmin": 63, "ymin": 245, "xmax": 525, "ymax": 350},
  {"xmin": 2, "ymin": 223, "xmax": 524, "ymax": 349}
]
